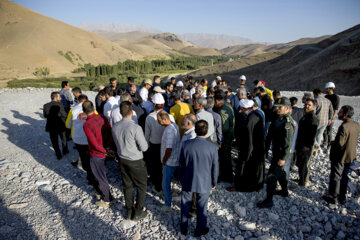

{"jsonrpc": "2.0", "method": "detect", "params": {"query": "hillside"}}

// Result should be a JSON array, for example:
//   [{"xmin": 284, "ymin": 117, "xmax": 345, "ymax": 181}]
[
  {"xmin": 78, "ymin": 22, "xmax": 162, "ymax": 34},
  {"xmin": 221, "ymin": 35, "xmax": 330, "ymax": 56},
  {"xmin": 199, "ymin": 25, "xmax": 360, "ymax": 96},
  {"xmin": 180, "ymin": 33, "xmax": 253, "ymax": 49},
  {"xmin": 93, "ymin": 30, "xmax": 153, "ymax": 41},
  {"xmin": 0, "ymin": 0, "xmax": 143, "ymax": 80}
]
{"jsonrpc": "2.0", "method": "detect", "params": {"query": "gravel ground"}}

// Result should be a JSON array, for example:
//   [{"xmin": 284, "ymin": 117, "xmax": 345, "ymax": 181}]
[{"xmin": 0, "ymin": 88, "xmax": 359, "ymax": 240}]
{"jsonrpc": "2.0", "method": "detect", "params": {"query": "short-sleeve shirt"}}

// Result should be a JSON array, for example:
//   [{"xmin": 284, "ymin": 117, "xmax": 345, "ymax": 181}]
[
  {"xmin": 161, "ymin": 123, "xmax": 181, "ymax": 166},
  {"xmin": 325, "ymin": 94, "xmax": 340, "ymax": 111}
]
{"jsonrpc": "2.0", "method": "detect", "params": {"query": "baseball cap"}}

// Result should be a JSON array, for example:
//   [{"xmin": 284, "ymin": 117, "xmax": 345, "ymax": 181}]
[
  {"xmin": 144, "ymin": 79, "xmax": 153, "ymax": 86},
  {"xmin": 152, "ymin": 93, "xmax": 165, "ymax": 104},
  {"xmin": 239, "ymin": 99, "xmax": 254, "ymax": 108},
  {"xmin": 261, "ymin": 81, "xmax": 266, "ymax": 86},
  {"xmin": 176, "ymin": 81, "xmax": 184, "ymax": 87},
  {"xmin": 153, "ymin": 86, "xmax": 165, "ymax": 93},
  {"xmin": 274, "ymin": 97, "xmax": 291, "ymax": 106},
  {"xmin": 325, "ymin": 82, "xmax": 335, "ymax": 89},
  {"xmin": 240, "ymin": 75, "xmax": 246, "ymax": 80}
]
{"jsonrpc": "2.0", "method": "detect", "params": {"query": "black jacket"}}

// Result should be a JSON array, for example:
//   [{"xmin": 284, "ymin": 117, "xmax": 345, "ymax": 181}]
[
  {"xmin": 43, "ymin": 101, "xmax": 67, "ymax": 132},
  {"xmin": 296, "ymin": 110, "xmax": 319, "ymax": 149},
  {"xmin": 291, "ymin": 106, "xmax": 304, "ymax": 124}
]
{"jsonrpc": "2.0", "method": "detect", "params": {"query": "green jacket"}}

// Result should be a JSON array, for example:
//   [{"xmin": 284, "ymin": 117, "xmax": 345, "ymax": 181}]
[
  {"xmin": 217, "ymin": 103, "xmax": 235, "ymax": 141},
  {"xmin": 267, "ymin": 113, "xmax": 295, "ymax": 161}
]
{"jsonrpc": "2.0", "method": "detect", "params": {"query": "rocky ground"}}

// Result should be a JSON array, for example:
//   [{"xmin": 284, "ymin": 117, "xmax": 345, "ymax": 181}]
[{"xmin": 0, "ymin": 88, "xmax": 359, "ymax": 240}]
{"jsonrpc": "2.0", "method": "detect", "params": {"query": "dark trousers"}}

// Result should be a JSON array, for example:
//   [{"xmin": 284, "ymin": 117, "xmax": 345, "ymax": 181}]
[
  {"xmin": 329, "ymin": 160, "xmax": 350, "ymax": 201},
  {"xmin": 181, "ymin": 191, "xmax": 210, "ymax": 234},
  {"xmin": 218, "ymin": 139, "xmax": 233, "ymax": 183},
  {"xmin": 296, "ymin": 146, "xmax": 313, "ymax": 186},
  {"xmin": 90, "ymin": 157, "xmax": 111, "ymax": 202},
  {"xmin": 147, "ymin": 143, "xmax": 163, "ymax": 191},
  {"xmin": 266, "ymin": 160, "xmax": 288, "ymax": 200},
  {"xmin": 119, "ymin": 158, "xmax": 148, "ymax": 214},
  {"xmin": 75, "ymin": 144, "xmax": 95, "ymax": 184},
  {"xmin": 323, "ymin": 123, "xmax": 334, "ymax": 148},
  {"xmin": 49, "ymin": 131, "xmax": 68, "ymax": 156}
]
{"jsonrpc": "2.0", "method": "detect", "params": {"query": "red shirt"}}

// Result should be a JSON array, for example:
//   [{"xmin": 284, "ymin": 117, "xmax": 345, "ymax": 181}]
[{"xmin": 83, "ymin": 114, "xmax": 113, "ymax": 158}]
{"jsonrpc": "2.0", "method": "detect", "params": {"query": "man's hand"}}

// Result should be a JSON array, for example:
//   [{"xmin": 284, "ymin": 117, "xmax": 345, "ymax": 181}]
[
  {"xmin": 162, "ymin": 159, "xmax": 167, "ymax": 166},
  {"xmin": 328, "ymin": 119, "xmax": 334, "ymax": 126},
  {"xmin": 277, "ymin": 159, "xmax": 285, "ymax": 167},
  {"xmin": 212, "ymin": 186, "xmax": 216, "ymax": 190}
]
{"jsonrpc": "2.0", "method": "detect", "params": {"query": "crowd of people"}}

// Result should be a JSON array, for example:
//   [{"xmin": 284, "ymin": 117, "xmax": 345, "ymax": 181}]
[{"xmin": 43, "ymin": 75, "xmax": 360, "ymax": 237}]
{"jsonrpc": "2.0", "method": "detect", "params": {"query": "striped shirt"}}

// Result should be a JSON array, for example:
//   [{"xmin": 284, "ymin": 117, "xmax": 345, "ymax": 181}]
[{"xmin": 315, "ymin": 95, "xmax": 334, "ymax": 127}]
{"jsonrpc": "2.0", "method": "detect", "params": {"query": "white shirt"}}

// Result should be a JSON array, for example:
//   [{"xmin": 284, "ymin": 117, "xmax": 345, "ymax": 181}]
[
  {"xmin": 68, "ymin": 103, "xmax": 88, "ymax": 145},
  {"xmin": 104, "ymin": 96, "xmax": 119, "ymax": 122},
  {"xmin": 145, "ymin": 110, "xmax": 175, "ymax": 144},
  {"xmin": 139, "ymin": 87, "xmax": 149, "ymax": 102},
  {"xmin": 196, "ymin": 109, "xmax": 214, "ymax": 140},
  {"xmin": 110, "ymin": 108, "xmax": 138, "ymax": 127},
  {"xmin": 161, "ymin": 123, "xmax": 181, "ymax": 167},
  {"xmin": 189, "ymin": 87, "xmax": 196, "ymax": 99}
]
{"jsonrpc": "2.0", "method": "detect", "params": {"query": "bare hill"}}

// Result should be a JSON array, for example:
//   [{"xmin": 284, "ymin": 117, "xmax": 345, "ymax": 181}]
[
  {"xmin": 93, "ymin": 30, "xmax": 153, "ymax": 41},
  {"xmin": 78, "ymin": 22, "xmax": 162, "ymax": 34},
  {"xmin": 221, "ymin": 35, "xmax": 330, "ymax": 56},
  {"xmin": 180, "ymin": 33, "xmax": 253, "ymax": 49},
  {"xmin": 209, "ymin": 25, "xmax": 360, "ymax": 96},
  {"xmin": 0, "ymin": 0, "xmax": 143, "ymax": 80}
]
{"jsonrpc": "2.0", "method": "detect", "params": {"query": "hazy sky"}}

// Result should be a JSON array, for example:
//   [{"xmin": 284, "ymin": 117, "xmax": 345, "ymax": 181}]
[{"xmin": 12, "ymin": 0, "xmax": 360, "ymax": 43}]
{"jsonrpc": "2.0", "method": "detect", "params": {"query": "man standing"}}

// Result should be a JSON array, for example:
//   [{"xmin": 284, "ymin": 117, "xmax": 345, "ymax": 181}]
[
  {"xmin": 259, "ymin": 87, "xmax": 273, "ymax": 138},
  {"xmin": 162, "ymin": 82, "xmax": 174, "ymax": 112},
  {"xmin": 103, "ymin": 86, "xmax": 119, "ymax": 122},
  {"xmin": 71, "ymin": 87, "xmax": 82, "ymax": 106},
  {"xmin": 205, "ymin": 97, "xmax": 222, "ymax": 147},
  {"xmin": 170, "ymin": 91, "xmax": 194, "ymax": 137},
  {"xmin": 290, "ymin": 97, "xmax": 304, "ymax": 124},
  {"xmin": 179, "ymin": 120, "xmax": 218, "ymax": 237},
  {"xmin": 213, "ymin": 90, "xmax": 235, "ymax": 183},
  {"xmin": 59, "ymin": 81, "xmax": 73, "ymax": 113},
  {"xmin": 323, "ymin": 82, "xmax": 340, "ymax": 151},
  {"xmin": 157, "ymin": 110, "xmax": 181, "ymax": 211},
  {"xmin": 43, "ymin": 92, "xmax": 69, "ymax": 160},
  {"xmin": 145, "ymin": 93, "xmax": 175, "ymax": 194},
  {"xmin": 257, "ymin": 97, "xmax": 295, "ymax": 208},
  {"xmin": 295, "ymin": 99, "xmax": 319, "ymax": 187},
  {"xmin": 95, "ymin": 85, "xmax": 105, "ymax": 115},
  {"xmin": 194, "ymin": 97, "xmax": 215, "ymax": 141},
  {"xmin": 109, "ymin": 77, "xmax": 120, "ymax": 95},
  {"xmin": 112, "ymin": 101, "xmax": 149, "ymax": 220},
  {"xmin": 83, "ymin": 101, "xmax": 114, "ymax": 208},
  {"xmin": 227, "ymin": 99, "xmax": 265, "ymax": 192},
  {"xmin": 65, "ymin": 95, "xmax": 96, "ymax": 184},
  {"xmin": 323, "ymin": 105, "xmax": 360, "ymax": 205},
  {"xmin": 153, "ymin": 75, "xmax": 161, "ymax": 88},
  {"xmin": 129, "ymin": 84, "xmax": 143, "ymax": 106},
  {"xmin": 313, "ymin": 89, "xmax": 333, "ymax": 155},
  {"xmin": 239, "ymin": 75, "xmax": 246, "ymax": 88},
  {"xmin": 139, "ymin": 79, "xmax": 153, "ymax": 102}
]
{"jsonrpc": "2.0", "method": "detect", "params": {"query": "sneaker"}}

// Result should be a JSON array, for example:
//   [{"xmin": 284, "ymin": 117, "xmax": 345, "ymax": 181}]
[
  {"xmin": 194, "ymin": 227, "xmax": 209, "ymax": 237},
  {"xmin": 257, "ymin": 199, "xmax": 274, "ymax": 208},
  {"xmin": 322, "ymin": 195, "xmax": 337, "ymax": 204},
  {"xmin": 92, "ymin": 190, "xmax": 101, "ymax": 200},
  {"xmin": 56, "ymin": 153, "xmax": 62, "ymax": 160},
  {"xmin": 132, "ymin": 210, "xmax": 148, "ymax": 221},
  {"xmin": 95, "ymin": 200, "xmax": 111, "ymax": 208},
  {"xmin": 62, "ymin": 148, "xmax": 69, "ymax": 155},
  {"xmin": 160, "ymin": 205, "xmax": 172, "ymax": 213}
]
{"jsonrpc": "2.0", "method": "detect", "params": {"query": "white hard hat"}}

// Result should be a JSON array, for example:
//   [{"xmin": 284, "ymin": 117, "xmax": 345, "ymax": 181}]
[
  {"xmin": 152, "ymin": 93, "xmax": 165, "ymax": 104},
  {"xmin": 216, "ymin": 76, "xmax": 222, "ymax": 80},
  {"xmin": 325, "ymin": 82, "xmax": 335, "ymax": 89},
  {"xmin": 176, "ymin": 81, "xmax": 184, "ymax": 87},
  {"xmin": 240, "ymin": 75, "xmax": 246, "ymax": 80}
]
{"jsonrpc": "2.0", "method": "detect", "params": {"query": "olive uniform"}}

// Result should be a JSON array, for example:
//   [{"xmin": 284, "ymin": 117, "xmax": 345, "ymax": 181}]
[{"xmin": 258, "ymin": 97, "xmax": 295, "ymax": 208}]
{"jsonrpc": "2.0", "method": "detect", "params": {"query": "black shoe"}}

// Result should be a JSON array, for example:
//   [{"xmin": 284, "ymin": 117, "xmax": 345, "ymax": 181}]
[
  {"xmin": 180, "ymin": 228, "xmax": 188, "ymax": 236},
  {"xmin": 194, "ymin": 227, "xmax": 209, "ymax": 237},
  {"xmin": 257, "ymin": 199, "xmax": 274, "ymax": 208},
  {"xmin": 63, "ymin": 149, "xmax": 69, "ymax": 155},
  {"xmin": 322, "ymin": 195, "xmax": 337, "ymax": 204},
  {"xmin": 71, "ymin": 161, "xmax": 78, "ymax": 167},
  {"xmin": 56, "ymin": 153, "xmax": 62, "ymax": 160},
  {"xmin": 274, "ymin": 190, "xmax": 289, "ymax": 197},
  {"xmin": 132, "ymin": 210, "xmax": 148, "ymax": 221}
]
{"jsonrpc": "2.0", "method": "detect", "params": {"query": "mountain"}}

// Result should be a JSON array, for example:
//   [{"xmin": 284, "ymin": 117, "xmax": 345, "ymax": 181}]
[
  {"xmin": 221, "ymin": 35, "xmax": 330, "ymax": 56},
  {"xmin": 78, "ymin": 22, "xmax": 162, "ymax": 34},
  {"xmin": 180, "ymin": 33, "xmax": 253, "ymax": 49},
  {"xmin": 0, "ymin": 0, "xmax": 143, "ymax": 79},
  {"xmin": 93, "ymin": 30, "xmax": 153, "ymax": 41},
  {"xmin": 189, "ymin": 25, "xmax": 360, "ymax": 96}
]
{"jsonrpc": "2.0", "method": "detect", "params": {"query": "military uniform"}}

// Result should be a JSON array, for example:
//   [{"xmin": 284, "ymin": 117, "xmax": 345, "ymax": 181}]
[{"xmin": 258, "ymin": 97, "xmax": 295, "ymax": 208}]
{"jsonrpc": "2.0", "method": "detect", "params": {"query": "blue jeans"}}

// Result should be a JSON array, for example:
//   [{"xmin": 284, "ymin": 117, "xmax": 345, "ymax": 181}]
[{"xmin": 162, "ymin": 165, "xmax": 178, "ymax": 206}]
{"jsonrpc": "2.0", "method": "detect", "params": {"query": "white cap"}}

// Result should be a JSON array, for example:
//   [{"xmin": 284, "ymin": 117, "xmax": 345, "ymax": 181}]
[
  {"xmin": 176, "ymin": 81, "xmax": 184, "ymax": 87},
  {"xmin": 325, "ymin": 82, "xmax": 335, "ymax": 89},
  {"xmin": 216, "ymin": 76, "xmax": 222, "ymax": 80},
  {"xmin": 152, "ymin": 93, "xmax": 165, "ymax": 104},
  {"xmin": 239, "ymin": 99, "xmax": 254, "ymax": 108},
  {"xmin": 144, "ymin": 78, "xmax": 153, "ymax": 86},
  {"xmin": 240, "ymin": 75, "xmax": 246, "ymax": 80},
  {"xmin": 153, "ymin": 86, "xmax": 165, "ymax": 93}
]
